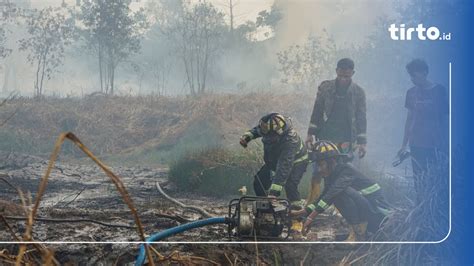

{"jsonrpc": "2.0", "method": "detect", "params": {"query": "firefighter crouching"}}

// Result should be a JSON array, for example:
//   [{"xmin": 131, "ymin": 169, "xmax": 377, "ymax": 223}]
[{"xmin": 292, "ymin": 140, "xmax": 390, "ymax": 241}]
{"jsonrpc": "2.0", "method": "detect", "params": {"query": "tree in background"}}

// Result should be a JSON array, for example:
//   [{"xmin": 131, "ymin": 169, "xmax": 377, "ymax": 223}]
[
  {"xmin": 0, "ymin": 1, "xmax": 23, "ymax": 60},
  {"xmin": 165, "ymin": 2, "xmax": 226, "ymax": 95},
  {"xmin": 277, "ymin": 33, "xmax": 337, "ymax": 90},
  {"xmin": 0, "ymin": 28, "xmax": 8, "ymax": 60},
  {"xmin": 79, "ymin": 0, "xmax": 148, "ymax": 95},
  {"xmin": 19, "ymin": 7, "xmax": 75, "ymax": 97},
  {"xmin": 255, "ymin": 3, "xmax": 282, "ymax": 39}
]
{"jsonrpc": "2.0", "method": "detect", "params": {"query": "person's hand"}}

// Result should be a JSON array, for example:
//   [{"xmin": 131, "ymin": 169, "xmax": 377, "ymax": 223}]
[
  {"xmin": 290, "ymin": 209, "xmax": 308, "ymax": 217},
  {"xmin": 397, "ymin": 145, "xmax": 408, "ymax": 157},
  {"xmin": 303, "ymin": 210, "xmax": 319, "ymax": 235},
  {"xmin": 306, "ymin": 135, "xmax": 315, "ymax": 148},
  {"xmin": 239, "ymin": 137, "xmax": 248, "ymax": 148},
  {"xmin": 357, "ymin": 144, "xmax": 367, "ymax": 159}
]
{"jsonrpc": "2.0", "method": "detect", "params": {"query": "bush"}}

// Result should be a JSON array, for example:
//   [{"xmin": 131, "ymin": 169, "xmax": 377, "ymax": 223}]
[{"xmin": 169, "ymin": 147, "xmax": 265, "ymax": 198}]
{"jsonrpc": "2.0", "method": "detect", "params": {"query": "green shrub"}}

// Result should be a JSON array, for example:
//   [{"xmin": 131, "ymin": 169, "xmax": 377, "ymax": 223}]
[
  {"xmin": 0, "ymin": 130, "xmax": 53, "ymax": 154},
  {"xmin": 169, "ymin": 146, "xmax": 320, "ymax": 200},
  {"xmin": 169, "ymin": 147, "xmax": 264, "ymax": 198}
]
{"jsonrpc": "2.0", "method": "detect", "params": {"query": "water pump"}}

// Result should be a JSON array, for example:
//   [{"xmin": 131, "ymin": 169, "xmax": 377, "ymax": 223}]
[{"xmin": 227, "ymin": 196, "xmax": 292, "ymax": 240}]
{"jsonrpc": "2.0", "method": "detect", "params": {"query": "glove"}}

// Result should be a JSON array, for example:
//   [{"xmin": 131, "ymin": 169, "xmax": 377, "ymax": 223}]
[
  {"xmin": 239, "ymin": 133, "xmax": 253, "ymax": 148},
  {"xmin": 357, "ymin": 144, "xmax": 367, "ymax": 159},
  {"xmin": 268, "ymin": 184, "xmax": 283, "ymax": 197},
  {"xmin": 303, "ymin": 210, "xmax": 319, "ymax": 235},
  {"xmin": 239, "ymin": 137, "xmax": 248, "ymax": 148}
]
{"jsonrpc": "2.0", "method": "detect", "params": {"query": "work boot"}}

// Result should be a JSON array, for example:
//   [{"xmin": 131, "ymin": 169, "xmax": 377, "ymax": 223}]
[
  {"xmin": 291, "ymin": 220, "xmax": 303, "ymax": 233},
  {"xmin": 289, "ymin": 220, "xmax": 305, "ymax": 240}
]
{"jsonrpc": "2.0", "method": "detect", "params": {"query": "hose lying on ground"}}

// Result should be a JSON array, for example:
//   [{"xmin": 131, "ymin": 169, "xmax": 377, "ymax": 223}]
[{"xmin": 135, "ymin": 217, "xmax": 231, "ymax": 266}]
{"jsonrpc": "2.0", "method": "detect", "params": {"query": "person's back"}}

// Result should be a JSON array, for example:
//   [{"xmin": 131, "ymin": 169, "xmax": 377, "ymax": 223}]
[
  {"xmin": 262, "ymin": 126, "xmax": 305, "ymax": 170},
  {"xmin": 324, "ymin": 162, "xmax": 379, "ymax": 195}
]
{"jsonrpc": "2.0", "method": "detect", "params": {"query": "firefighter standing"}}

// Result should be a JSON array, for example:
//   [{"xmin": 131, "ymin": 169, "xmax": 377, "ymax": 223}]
[{"xmin": 306, "ymin": 58, "xmax": 368, "ymax": 205}]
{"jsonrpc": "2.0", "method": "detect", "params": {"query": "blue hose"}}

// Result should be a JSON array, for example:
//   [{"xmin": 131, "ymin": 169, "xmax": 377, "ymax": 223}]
[{"xmin": 135, "ymin": 217, "xmax": 229, "ymax": 266}]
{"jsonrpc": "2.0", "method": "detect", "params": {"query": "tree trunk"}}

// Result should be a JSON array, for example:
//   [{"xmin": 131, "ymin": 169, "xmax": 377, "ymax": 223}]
[
  {"xmin": 229, "ymin": 0, "xmax": 234, "ymax": 35},
  {"xmin": 110, "ymin": 64, "xmax": 115, "ymax": 95},
  {"xmin": 2, "ymin": 63, "xmax": 9, "ymax": 93},
  {"xmin": 34, "ymin": 57, "xmax": 41, "ymax": 97},
  {"xmin": 39, "ymin": 51, "xmax": 48, "ymax": 97},
  {"xmin": 108, "ymin": 48, "xmax": 115, "ymax": 95},
  {"xmin": 98, "ymin": 44, "xmax": 103, "ymax": 93},
  {"xmin": 202, "ymin": 37, "xmax": 210, "ymax": 94}
]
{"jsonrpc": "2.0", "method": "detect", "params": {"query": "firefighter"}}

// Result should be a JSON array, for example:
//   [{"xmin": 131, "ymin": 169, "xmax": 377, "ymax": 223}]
[
  {"xmin": 305, "ymin": 58, "xmax": 367, "ymax": 205},
  {"xmin": 239, "ymin": 113, "xmax": 309, "ymax": 211},
  {"xmin": 292, "ymin": 140, "xmax": 390, "ymax": 241}
]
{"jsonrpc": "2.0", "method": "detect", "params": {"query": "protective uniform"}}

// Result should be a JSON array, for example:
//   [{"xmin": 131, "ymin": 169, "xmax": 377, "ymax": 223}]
[
  {"xmin": 306, "ymin": 79, "xmax": 368, "ymax": 205},
  {"xmin": 240, "ymin": 113, "xmax": 308, "ymax": 205},
  {"xmin": 305, "ymin": 141, "xmax": 390, "ymax": 239}
]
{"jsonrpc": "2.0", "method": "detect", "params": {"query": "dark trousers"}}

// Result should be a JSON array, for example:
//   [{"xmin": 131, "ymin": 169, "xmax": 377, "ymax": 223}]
[
  {"xmin": 333, "ymin": 188, "xmax": 387, "ymax": 232},
  {"xmin": 410, "ymin": 146, "xmax": 438, "ymax": 203},
  {"xmin": 253, "ymin": 161, "xmax": 308, "ymax": 202}
]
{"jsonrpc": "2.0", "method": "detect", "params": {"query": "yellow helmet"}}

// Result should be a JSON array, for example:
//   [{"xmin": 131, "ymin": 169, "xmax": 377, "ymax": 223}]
[
  {"xmin": 311, "ymin": 140, "xmax": 342, "ymax": 161},
  {"xmin": 258, "ymin": 113, "xmax": 287, "ymax": 135}
]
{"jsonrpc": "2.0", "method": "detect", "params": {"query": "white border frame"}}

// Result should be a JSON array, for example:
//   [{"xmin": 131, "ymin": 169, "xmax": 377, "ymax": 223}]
[{"xmin": 1, "ymin": 63, "xmax": 452, "ymax": 244}]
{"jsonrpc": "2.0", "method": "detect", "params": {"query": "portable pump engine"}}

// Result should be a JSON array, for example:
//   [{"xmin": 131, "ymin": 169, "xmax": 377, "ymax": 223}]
[{"xmin": 227, "ymin": 196, "xmax": 293, "ymax": 240}]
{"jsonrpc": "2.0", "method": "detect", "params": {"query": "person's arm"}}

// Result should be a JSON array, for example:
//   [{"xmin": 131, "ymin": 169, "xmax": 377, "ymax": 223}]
[
  {"xmin": 355, "ymin": 88, "xmax": 367, "ymax": 158},
  {"xmin": 306, "ymin": 172, "xmax": 353, "ymax": 214},
  {"xmin": 240, "ymin": 126, "xmax": 261, "ymax": 147},
  {"xmin": 399, "ymin": 90, "xmax": 414, "ymax": 155},
  {"xmin": 307, "ymin": 82, "xmax": 327, "ymax": 145},
  {"xmin": 400, "ymin": 110, "xmax": 414, "ymax": 152}
]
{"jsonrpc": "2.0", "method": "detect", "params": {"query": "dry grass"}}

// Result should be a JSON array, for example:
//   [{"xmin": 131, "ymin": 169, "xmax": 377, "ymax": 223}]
[
  {"xmin": 0, "ymin": 93, "xmax": 313, "ymax": 158},
  {"xmin": 341, "ymin": 155, "xmax": 452, "ymax": 265},
  {"xmin": 0, "ymin": 132, "xmax": 156, "ymax": 266}
]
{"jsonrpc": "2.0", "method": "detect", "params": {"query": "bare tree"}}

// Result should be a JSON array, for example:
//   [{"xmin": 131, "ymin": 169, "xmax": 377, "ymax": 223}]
[
  {"xmin": 0, "ymin": 28, "xmax": 9, "ymax": 60},
  {"xmin": 19, "ymin": 7, "xmax": 75, "ymax": 97},
  {"xmin": 0, "ymin": 0, "xmax": 19, "ymax": 60},
  {"xmin": 166, "ymin": 2, "xmax": 225, "ymax": 95},
  {"xmin": 79, "ymin": 0, "xmax": 148, "ymax": 95},
  {"xmin": 151, "ymin": 58, "xmax": 172, "ymax": 96},
  {"xmin": 277, "ymin": 34, "xmax": 337, "ymax": 90}
]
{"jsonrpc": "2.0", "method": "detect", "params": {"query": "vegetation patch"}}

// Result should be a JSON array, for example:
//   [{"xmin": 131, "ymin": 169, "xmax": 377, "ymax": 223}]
[{"xmin": 169, "ymin": 147, "xmax": 264, "ymax": 197}]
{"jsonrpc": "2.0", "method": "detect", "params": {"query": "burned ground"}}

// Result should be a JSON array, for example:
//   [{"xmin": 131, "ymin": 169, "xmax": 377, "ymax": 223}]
[
  {"xmin": 0, "ymin": 152, "xmax": 355, "ymax": 265},
  {"xmin": 0, "ymin": 95, "xmax": 414, "ymax": 265}
]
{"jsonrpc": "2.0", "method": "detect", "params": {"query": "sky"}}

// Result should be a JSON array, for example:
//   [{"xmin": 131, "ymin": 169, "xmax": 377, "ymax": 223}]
[
  {"xmin": 25, "ymin": 0, "xmax": 398, "ymax": 46},
  {"xmin": 27, "ymin": 0, "xmax": 273, "ymax": 24}
]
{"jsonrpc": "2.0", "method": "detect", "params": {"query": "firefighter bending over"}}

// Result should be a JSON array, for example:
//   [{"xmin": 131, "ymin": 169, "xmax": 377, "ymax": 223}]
[
  {"xmin": 239, "ymin": 113, "xmax": 309, "ymax": 211},
  {"xmin": 293, "ymin": 140, "xmax": 390, "ymax": 241}
]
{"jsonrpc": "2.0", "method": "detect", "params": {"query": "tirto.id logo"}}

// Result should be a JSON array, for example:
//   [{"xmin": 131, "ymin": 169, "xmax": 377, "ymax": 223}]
[{"xmin": 388, "ymin": 24, "xmax": 451, "ymax": 41}]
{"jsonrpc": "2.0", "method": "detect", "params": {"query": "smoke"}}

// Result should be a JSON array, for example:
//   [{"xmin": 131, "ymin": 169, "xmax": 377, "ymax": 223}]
[{"xmin": 272, "ymin": 0, "xmax": 399, "ymax": 49}]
